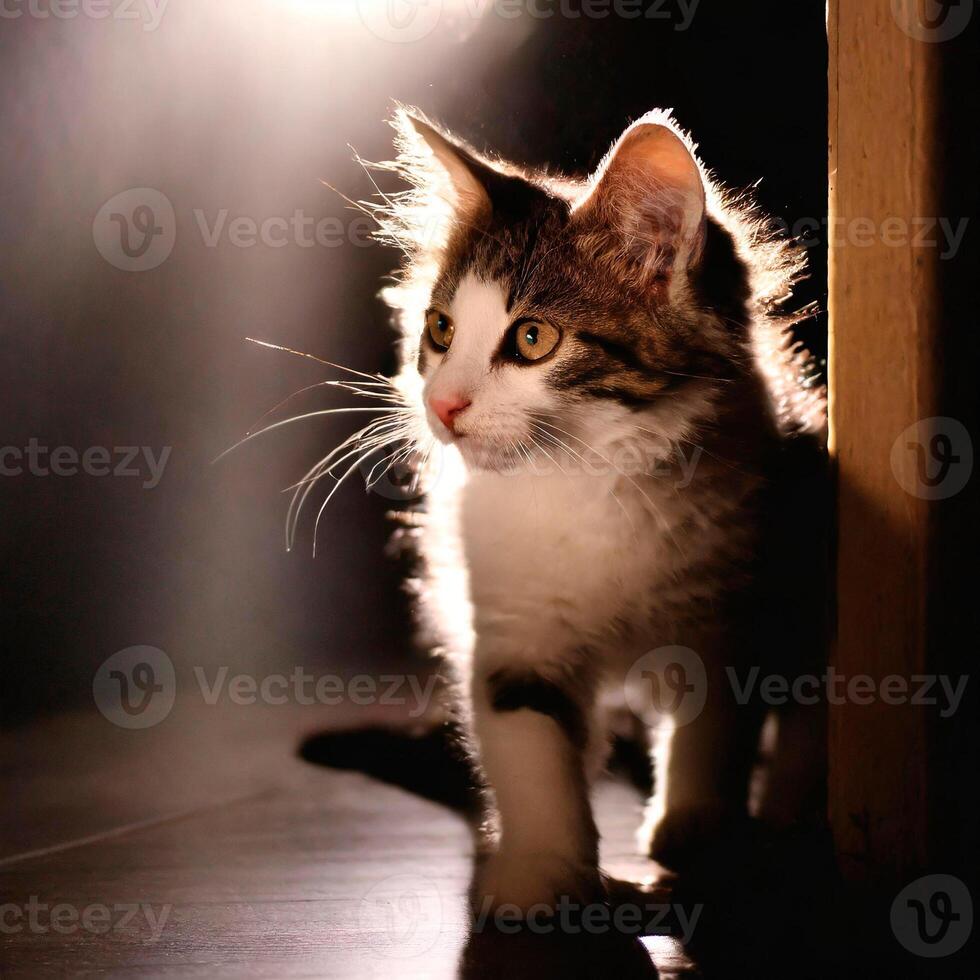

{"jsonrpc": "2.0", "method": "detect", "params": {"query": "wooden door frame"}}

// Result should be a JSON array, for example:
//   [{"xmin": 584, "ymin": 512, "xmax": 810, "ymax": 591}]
[{"xmin": 828, "ymin": 0, "xmax": 977, "ymax": 884}]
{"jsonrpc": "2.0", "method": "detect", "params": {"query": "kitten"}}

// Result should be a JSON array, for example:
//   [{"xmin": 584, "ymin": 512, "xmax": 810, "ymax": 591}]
[{"xmin": 373, "ymin": 107, "xmax": 827, "ymax": 910}]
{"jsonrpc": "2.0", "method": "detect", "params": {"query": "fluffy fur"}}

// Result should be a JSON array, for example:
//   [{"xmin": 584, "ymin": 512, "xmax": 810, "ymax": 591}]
[{"xmin": 366, "ymin": 107, "xmax": 827, "ymax": 909}]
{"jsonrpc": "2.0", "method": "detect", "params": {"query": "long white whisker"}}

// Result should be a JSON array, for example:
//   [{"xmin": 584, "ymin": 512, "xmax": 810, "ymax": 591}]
[
  {"xmin": 287, "ymin": 419, "xmax": 410, "ymax": 550},
  {"xmin": 349, "ymin": 144, "xmax": 405, "ymax": 235},
  {"xmin": 311, "ymin": 447, "xmax": 383, "ymax": 557},
  {"xmin": 320, "ymin": 174, "xmax": 412, "ymax": 261},
  {"xmin": 247, "ymin": 379, "xmax": 401, "ymax": 436},
  {"xmin": 285, "ymin": 417, "xmax": 407, "ymax": 549},
  {"xmin": 515, "ymin": 439, "xmax": 535, "ymax": 470},
  {"xmin": 528, "ymin": 421, "xmax": 591, "ymax": 470},
  {"xmin": 297, "ymin": 443, "xmax": 380, "ymax": 553},
  {"xmin": 662, "ymin": 369, "xmax": 734, "ymax": 384},
  {"xmin": 364, "ymin": 441, "xmax": 413, "ymax": 489},
  {"xmin": 533, "ymin": 417, "xmax": 653, "ymax": 497},
  {"xmin": 214, "ymin": 407, "xmax": 402, "ymax": 465},
  {"xmin": 526, "ymin": 432, "xmax": 568, "ymax": 477},
  {"xmin": 372, "ymin": 441, "xmax": 423, "ymax": 492},
  {"xmin": 283, "ymin": 418, "xmax": 407, "ymax": 494},
  {"xmin": 245, "ymin": 337, "xmax": 391, "ymax": 386},
  {"xmin": 325, "ymin": 380, "xmax": 402, "ymax": 403}
]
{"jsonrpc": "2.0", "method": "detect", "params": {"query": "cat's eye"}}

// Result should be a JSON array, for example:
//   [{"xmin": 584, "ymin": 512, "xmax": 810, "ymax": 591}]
[
  {"xmin": 426, "ymin": 309, "xmax": 454, "ymax": 351},
  {"xmin": 513, "ymin": 320, "xmax": 560, "ymax": 362}
]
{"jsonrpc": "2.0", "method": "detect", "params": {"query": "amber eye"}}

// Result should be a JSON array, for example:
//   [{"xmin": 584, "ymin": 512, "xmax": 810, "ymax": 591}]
[
  {"xmin": 514, "ymin": 320, "xmax": 560, "ymax": 362},
  {"xmin": 426, "ymin": 309, "xmax": 454, "ymax": 351}
]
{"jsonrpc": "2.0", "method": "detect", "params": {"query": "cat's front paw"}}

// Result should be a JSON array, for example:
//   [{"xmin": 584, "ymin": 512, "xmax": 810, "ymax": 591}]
[{"xmin": 473, "ymin": 850, "xmax": 602, "ymax": 913}]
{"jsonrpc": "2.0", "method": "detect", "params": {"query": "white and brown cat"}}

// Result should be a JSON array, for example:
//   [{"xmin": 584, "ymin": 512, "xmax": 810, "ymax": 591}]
[{"xmin": 358, "ymin": 107, "xmax": 827, "ymax": 910}]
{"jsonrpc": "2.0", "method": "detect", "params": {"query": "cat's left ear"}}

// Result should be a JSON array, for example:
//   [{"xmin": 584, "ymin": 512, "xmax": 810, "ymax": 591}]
[
  {"xmin": 394, "ymin": 109, "xmax": 491, "ymax": 227},
  {"xmin": 575, "ymin": 116, "xmax": 706, "ymax": 287}
]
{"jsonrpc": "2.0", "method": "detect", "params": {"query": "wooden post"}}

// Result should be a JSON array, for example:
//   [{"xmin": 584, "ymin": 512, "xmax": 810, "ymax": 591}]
[{"xmin": 827, "ymin": 0, "xmax": 944, "ymax": 883}]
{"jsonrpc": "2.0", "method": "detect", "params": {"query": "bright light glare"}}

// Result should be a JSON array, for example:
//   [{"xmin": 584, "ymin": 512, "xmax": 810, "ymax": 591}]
[{"xmin": 269, "ymin": 0, "xmax": 481, "ymax": 25}]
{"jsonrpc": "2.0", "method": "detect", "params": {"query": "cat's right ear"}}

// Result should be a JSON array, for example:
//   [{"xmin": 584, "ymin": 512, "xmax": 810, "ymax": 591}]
[
  {"xmin": 392, "ymin": 109, "xmax": 491, "ymax": 227},
  {"xmin": 574, "ymin": 112, "xmax": 707, "ymax": 291}
]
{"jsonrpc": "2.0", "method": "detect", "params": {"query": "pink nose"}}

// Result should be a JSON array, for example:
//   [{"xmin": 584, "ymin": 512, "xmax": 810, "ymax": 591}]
[{"xmin": 429, "ymin": 395, "xmax": 471, "ymax": 432}]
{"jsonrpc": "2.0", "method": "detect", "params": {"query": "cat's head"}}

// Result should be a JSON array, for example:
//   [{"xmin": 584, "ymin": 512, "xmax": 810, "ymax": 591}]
[{"xmin": 380, "ymin": 108, "xmax": 801, "ymax": 473}]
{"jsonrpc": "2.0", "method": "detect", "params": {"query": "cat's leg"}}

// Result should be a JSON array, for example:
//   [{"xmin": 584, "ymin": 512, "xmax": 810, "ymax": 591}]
[
  {"xmin": 756, "ymin": 699, "xmax": 826, "ymax": 829},
  {"xmin": 643, "ymin": 662, "xmax": 765, "ymax": 868},
  {"xmin": 470, "ymin": 642, "xmax": 605, "ymax": 910}
]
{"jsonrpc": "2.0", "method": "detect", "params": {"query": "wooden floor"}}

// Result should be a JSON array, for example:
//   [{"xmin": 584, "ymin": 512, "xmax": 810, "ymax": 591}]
[
  {"xmin": 0, "ymin": 696, "xmax": 903, "ymax": 979},
  {"xmin": 0, "ymin": 697, "xmax": 695, "ymax": 978}
]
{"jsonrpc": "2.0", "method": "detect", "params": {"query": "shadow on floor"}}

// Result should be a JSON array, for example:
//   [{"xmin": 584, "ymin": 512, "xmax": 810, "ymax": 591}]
[{"xmin": 298, "ymin": 725, "xmax": 946, "ymax": 980}]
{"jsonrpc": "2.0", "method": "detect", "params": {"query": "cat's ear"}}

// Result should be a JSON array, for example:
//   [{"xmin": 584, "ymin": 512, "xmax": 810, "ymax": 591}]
[
  {"xmin": 575, "ymin": 115, "xmax": 706, "ymax": 287},
  {"xmin": 393, "ymin": 109, "xmax": 491, "ymax": 227}
]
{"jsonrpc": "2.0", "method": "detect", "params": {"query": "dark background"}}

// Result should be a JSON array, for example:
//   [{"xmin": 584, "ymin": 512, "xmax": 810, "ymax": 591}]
[{"xmin": 0, "ymin": 0, "xmax": 828, "ymax": 726}]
